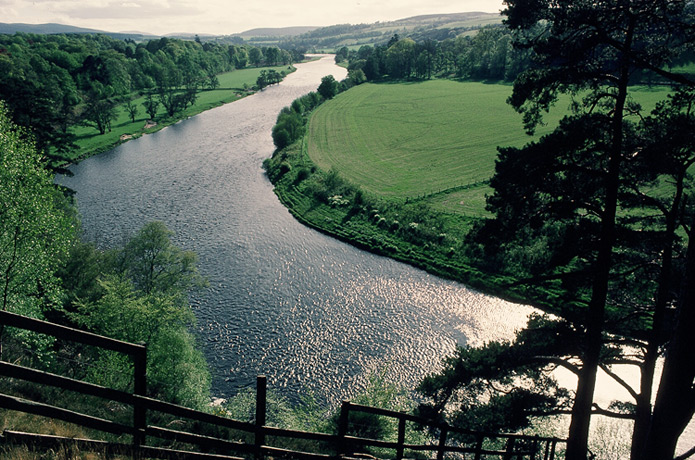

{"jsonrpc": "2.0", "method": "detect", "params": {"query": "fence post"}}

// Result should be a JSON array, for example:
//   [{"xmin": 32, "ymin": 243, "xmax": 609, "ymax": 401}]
[
  {"xmin": 255, "ymin": 375, "xmax": 267, "ymax": 460},
  {"xmin": 532, "ymin": 436, "xmax": 539, "ymax": 460},
  {"xmin": 436, "ymin": 426, "xmax": 448, "ymax": 460},
  {"xmin": 396, "ymin": 416, "xmax": 406, "ymax": 460},
  {"xmin": 474, "ymin": 434, "xmax": 484, "ymax": 460},
  {"xmin": 132, "ymin": 343, "xmax": 147, "ymax": 459},
  {"xmin": 504, "ymin": 437, "xmax": 516, "ymax": 460},
  {"xmin": 337, "ymin": 401, "xmax": 350, "ymax": 458}
]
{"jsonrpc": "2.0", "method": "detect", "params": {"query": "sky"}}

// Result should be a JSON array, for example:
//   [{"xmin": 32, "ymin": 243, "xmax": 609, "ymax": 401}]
[{"xmin": 0, "ymin": 0, "xmax": 506, "ymax": 36}]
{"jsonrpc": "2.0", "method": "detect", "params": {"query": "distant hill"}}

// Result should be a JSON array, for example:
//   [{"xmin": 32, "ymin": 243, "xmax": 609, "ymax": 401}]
[
  {"xmin": 0, "ymin": 22, "xmax": 105, "ymax": 35},
  {"xmin": 0, "ymin": 22, "xmax": 157, "ymax": 40},
  {"xmin": 0, "ymin": 12, "xmax": 502, "ymax": 48},
  {"xmin": 238, "ymin": 27, "xmax": 320, "ymax": 38},
  {"xmin": 166, "ymin": 32, "xmax": 218, "ymax": 39},
  {"xmin": 274, "ymin": 11, "xmax": 503, "ymax": 50}
]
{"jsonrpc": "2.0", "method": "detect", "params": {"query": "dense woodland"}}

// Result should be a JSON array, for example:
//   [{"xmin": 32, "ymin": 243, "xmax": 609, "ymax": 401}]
[
  {"xmin": 3, "ymin": 1, "xmax": 695, "ymax": 459},
  {"xmin": 0, "ymin": 33, "xmax": 298, "ymax": 163}
]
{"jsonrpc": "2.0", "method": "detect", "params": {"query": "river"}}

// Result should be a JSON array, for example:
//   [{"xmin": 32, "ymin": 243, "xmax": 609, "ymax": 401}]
[
  {"xmin": 57, "ymin": 55, "xmax": 535, "ymax": 404},
  {"xmin": 56, "ymin": 54, "xmax": 695, "ymax": 455}
]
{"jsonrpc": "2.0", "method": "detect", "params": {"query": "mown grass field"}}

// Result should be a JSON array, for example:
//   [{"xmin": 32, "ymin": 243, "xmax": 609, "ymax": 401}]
[
  {"xmin": 70, "ymin": 65, "xmax": 293, "ymax": 162},
  {"xmin": 306, "ymin": 80, "xmax": 673, "ymax": 217}
]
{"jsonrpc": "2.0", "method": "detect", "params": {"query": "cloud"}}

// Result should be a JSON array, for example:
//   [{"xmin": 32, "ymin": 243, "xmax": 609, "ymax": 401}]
[{"xmin": 61, "ymin": 0, "xmax": 203, "ymax": 19}]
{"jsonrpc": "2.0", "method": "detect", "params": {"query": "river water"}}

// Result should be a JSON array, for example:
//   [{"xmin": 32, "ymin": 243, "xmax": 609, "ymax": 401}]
[
  {"xmin": 56, "ymin": 55, "xmax": 695, "ymax": 454},
  {"xmin": 57, "ymin": 55, "xmax": 534, "ymax": 404}
]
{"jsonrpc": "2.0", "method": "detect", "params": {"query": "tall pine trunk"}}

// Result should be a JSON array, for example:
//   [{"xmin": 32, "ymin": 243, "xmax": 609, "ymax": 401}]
[
  {"xmin": 565, "ymin": 19, "xmax": 634, "ymax": 456},
  {"xmin": 630, "ymin": 170, "xmax": 685, "ymax": 460},
  {"xmin": 641, "ymin": 220, "xmax": 695, "ymax": 460}
]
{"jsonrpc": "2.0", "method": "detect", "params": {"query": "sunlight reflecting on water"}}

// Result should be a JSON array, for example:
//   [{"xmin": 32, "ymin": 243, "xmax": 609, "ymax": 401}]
[
  {"xmin": 57, "ymin": 56, "xmax": 534, "ymax": 405},
  {"xmin": 57, "ymin": 55, "xmax": 695, "ymax": 450}
]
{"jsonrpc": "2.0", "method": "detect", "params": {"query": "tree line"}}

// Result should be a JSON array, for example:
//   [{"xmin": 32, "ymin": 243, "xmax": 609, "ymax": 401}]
[
  {"xmin": 0, "ymin": 32, "xmax": 298, "ymax": 162},
  {"xmin": 339, "ymin": 26, "xmax": 530, "ymax": 83},
  {"xmin": 341, "ymin": 23, "xmax": 694, "ymax": 86}
]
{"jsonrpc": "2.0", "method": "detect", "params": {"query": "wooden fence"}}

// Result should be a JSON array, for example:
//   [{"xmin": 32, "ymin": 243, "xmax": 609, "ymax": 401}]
[{"xmin": 0, "ymin": 310, "xmax": 565, "ymax": 459}]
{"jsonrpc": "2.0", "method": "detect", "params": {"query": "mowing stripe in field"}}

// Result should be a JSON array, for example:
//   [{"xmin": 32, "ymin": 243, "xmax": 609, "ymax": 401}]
[
  {"xmin": 307, "ymin": 80, "xmax": 547, "ymax": 198},
  {"xmin": 306, "ymin": 80, "xmax": 673, "ymax": 201}
]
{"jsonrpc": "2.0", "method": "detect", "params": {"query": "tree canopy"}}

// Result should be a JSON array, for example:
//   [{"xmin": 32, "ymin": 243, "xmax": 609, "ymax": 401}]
[
  {"xmin": 0, "ymin": 32, "xmax": 295, "ymax": 157},
  {"xmin": 0, "ymin": 101, "xmax": 75, "ymax": 318}
]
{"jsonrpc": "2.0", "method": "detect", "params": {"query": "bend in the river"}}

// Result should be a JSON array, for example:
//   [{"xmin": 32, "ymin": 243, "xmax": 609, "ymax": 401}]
[{"xmin": 57, "ymin": 55, "xmax": 534, "ymax": 404}]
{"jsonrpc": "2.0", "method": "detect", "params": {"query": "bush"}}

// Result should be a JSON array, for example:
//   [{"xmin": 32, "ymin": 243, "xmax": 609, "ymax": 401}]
[
  {"xmin": 272, "ymin": 110, "xmax": 305, "ymax": 150},
  {"xmin": 272, "ymin": 127, "xmax": 291, "ymax": 150},
  {"xmin": 294, "ymin": 167, "xmax": 311, "ymax": 185},
  {"xmin": 318, "ymin": 75, "xmax": 339, "ymax": 100},
  {"xmin": 65, "ymin": 221, "xmax": 210, "ymax": 409}
]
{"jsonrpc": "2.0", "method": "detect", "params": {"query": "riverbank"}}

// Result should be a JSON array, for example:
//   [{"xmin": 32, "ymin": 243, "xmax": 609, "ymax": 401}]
[
  {"xmin": 264, "ymin": 79, "xmax": 679, "ymax": 315},
  {"xmin": 67, "ymin": 65, "xmax": 297, "ymax": 164},
  {"xmin": 262, "ymin": 79, "xmax": 556, "ymax": 312},
  {"xmin": 263, "ymin": 139, "xmax": 557, "ymax": 312},
  {"xmin": 60, "ymin": 54, "xmax": 523, "ymax": 404}
]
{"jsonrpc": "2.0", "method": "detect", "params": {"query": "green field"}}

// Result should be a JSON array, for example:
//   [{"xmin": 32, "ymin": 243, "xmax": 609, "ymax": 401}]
[
  {"xmin": 306, "ymin": 80, "xmax": 673, "ymax": 217},
  {"xmin": 70, "ymin": 65, "xmax": 293, "ymax": 162}
]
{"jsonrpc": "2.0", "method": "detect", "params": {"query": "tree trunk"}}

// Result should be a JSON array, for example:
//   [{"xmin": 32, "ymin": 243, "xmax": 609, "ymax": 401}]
[
  {"xmin": 566, "ymin": 331, "xmax": 603, "ymax": 460},
  {"xmin": 566, "ymin": 17, "xmax": 635, "ymax": 456},
  {"xmin": 641, "ymin": 222, "xmax": 695, "ymax": 460},
  {"xmin": 631, "ymin": 171, "xmax": 684, "ymax": 460},
  {"xmin": 564, "ymin": 117, "xmax": 620, "ymax": 459}
]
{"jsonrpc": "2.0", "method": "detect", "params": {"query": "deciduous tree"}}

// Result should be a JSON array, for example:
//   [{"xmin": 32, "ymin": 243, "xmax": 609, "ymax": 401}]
[
  {"xmin": 0, "ymin": 102, "xmax": 75, "ymax": 319},
  {"xmin": 318, "ymin": 75, "xmax": 339, "ymax": 100}
]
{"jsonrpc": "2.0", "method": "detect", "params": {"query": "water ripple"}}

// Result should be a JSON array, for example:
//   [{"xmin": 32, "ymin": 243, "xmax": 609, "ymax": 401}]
[{"xmin": 57, "ymin": 56, "xmax": 534, "ymax": 404}]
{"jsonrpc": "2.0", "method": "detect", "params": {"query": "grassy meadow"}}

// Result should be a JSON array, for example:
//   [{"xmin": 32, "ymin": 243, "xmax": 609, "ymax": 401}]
[
  {"xmin": 266, "ymin": 78, "xmax": 678, "ymax": 299},
  {"xmin": 306, "ymin": 80, "xmax": 673, "ymax": 217},
  {"xmin": 70, "ymin": 65, "xmax": 293, "ymax": 162}
]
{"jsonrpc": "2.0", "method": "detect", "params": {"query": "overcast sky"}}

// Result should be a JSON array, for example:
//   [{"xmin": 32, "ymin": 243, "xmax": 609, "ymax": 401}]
[{"xmin": 1, "ymin": 0, "xmax": 506, "ymax": 36}]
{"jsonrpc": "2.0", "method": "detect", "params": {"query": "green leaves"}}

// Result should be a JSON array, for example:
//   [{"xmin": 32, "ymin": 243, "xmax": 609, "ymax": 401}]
[
  {"xmin": 64, "ymin": 221, "xmax": 210, "ymax": 407},
  {"xmin": 417, "ymin": 318, "xmax": 573, "ymax": 434},
  {"xmin": 119, "ymin": 221, "xmax": 208, "ymax": 298},
  {"xmin": 0, "ymin": 102, "xmax": 75, "ymax": 317},
  {"xmin": 317, "ymin": 75, "xmax": 339, "ymax": 100}
]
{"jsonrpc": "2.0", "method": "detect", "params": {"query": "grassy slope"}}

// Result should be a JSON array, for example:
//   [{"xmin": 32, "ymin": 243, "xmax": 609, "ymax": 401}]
[
  {"xmin": 307, "ymin": 80, "xmax": 557, "ymax": 220},
  {"xmin": 69, "ymin": 65, "xmax": 293, "ymax": 162},
  {"xmin": 266, "ymin": 79, "xmax": 676, "ymax": 307},
  {"xmin": 308, "ymin": 81, "xmax": 527, "ymax": 197},
  {"xmin": 307, "ymin": 80, "xmax": 672, "ymax": 217}
]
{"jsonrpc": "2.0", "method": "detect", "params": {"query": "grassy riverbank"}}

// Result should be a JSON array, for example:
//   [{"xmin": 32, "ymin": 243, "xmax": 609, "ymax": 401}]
[
  {"xmin": 265, "ymin": 139, "xmax": 538, "ymax": 306},
  {"xmin": 265, "ymin": 80, "xmax": 675, "ymax": 309},
  {"xmin": 69, "ymin": 65, "xmax": 294, "ymax": 163}
]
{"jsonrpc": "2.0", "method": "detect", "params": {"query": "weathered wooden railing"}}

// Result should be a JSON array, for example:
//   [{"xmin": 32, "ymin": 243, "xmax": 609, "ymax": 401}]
[
  {"xmin": 0, "ymin": 310, "xmax": 565, "ymax": 459},
  {"xmin": 336, "ymin": 401, "xmax": 562, "ymax": 460}
]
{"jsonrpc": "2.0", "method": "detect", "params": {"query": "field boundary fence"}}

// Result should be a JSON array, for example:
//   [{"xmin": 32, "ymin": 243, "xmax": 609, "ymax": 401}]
[{"xmin": 0, "ymin": 310, "xmax": 565, "ymax": 459}]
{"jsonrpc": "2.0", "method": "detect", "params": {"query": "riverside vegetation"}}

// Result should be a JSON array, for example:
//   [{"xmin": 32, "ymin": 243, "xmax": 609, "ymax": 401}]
[
  {"xmin": 0, "ymin": 99, "xmax": 419, "ymax": 458},
  {"xmin": 3, "ymin": 3, "xmax": 695, "ymax": 458},
  {"xmin": 264, "ymin": 79, "xmax": 673, "ymax": 309},
  {"xmin": 0, "ymin": 32, "xmax": 430, "ymax": 459},
  {"xmin": 0, "ymin": 32, "xmax": 300, "ymax": 165}
]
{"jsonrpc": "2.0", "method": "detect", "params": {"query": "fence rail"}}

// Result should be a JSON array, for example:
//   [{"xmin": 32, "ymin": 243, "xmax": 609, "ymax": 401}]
[{"xmin": 0, "ymin": 310, "xmax": 565, "ymax": 459}]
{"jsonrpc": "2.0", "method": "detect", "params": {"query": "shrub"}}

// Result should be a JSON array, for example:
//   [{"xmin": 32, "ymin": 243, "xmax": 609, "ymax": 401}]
[
  {"xmin": 328, "ymin": 195, "xmax": 350, "ymax": 207},
  {"xmin": 294, "ymin": 167, "xmax": 311, "ymax": 185},
  {"xmin": 278, "ymin": 161, "xmax": 292, "ymax": 177}
]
